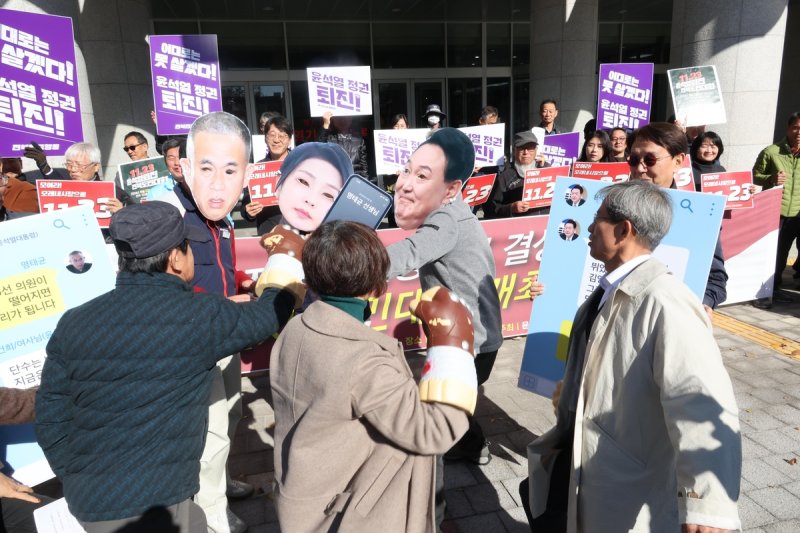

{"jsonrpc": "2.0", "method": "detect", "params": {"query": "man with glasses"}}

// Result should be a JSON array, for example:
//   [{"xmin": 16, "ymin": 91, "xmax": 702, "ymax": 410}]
[
  {"xmin": 122, "ymin": 131, "xmax": 150, "ymax": 161},
  {"xmin": 64, "ymin": 142, "xmax": 135, "ymax": 214},
  {"xmin": 483, "ymin": 130, "xmax": 550, "ymax": 219},
  {"xmin": 609, "ymin": 127, "xmax": 629, "ymax": 162}
]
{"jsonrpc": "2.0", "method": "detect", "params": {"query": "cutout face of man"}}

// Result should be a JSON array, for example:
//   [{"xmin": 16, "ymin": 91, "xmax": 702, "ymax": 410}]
[
  {"xmin": 181, "ymin": 131, "xmax": 253, "ymax": 221},
  {"xmin": 394, "ymin": 143, "xmax": 461, "ymax": 231},
  {"xmin": 69, "ymin": 252, "xmax": 86, "ymax": 271}
]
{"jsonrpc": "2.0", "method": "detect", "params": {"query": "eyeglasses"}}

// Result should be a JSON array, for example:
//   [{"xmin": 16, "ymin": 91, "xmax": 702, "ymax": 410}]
[
  {"xmin": 517, "ymin": 144, "xmax": 538, "ymax": 152},
  {"xmin": 267, "ymin": 133, "xmax": 290, "ymax": 142},
  {"xmin": 65, "ymin": 161, "xmax": 96, "ymax": 172},
  {"xmin": 611, "ymin": 137, "xmax": 627, "ymax": 142},
  {"xmin": 123, "ymin": 142, "xmax": 145, "ymax": 152},
  {"xmin": 627, "ymin": 153, "xmax": 672, "ymax": 168}
]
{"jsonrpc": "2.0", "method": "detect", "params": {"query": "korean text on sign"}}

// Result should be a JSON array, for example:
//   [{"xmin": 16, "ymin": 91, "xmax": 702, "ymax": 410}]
[
  {"xmin": 307, "ymin": 66, "xmax": 372, "ymax": 117},
  {"xmin": 701, "ymin": 170, "xmax": 754, "ymax": 210},
  {"xmin": 597, "ymin": 63, "xmax": 653, "ymax": 130}
]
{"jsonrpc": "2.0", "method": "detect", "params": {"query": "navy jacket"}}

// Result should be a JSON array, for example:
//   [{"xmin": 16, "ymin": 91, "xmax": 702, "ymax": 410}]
[{"xmin": 35, "ymin": 272, "xmax": 293, "ymax": 522}]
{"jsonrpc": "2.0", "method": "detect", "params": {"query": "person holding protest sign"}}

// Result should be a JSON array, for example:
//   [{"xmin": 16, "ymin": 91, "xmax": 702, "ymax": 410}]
[
  {"xmin": 387, "ymin": 128, "xmax": 502, "ymax": 482},
  {"xmin": 146, "ymin": 138, "xmax": 188, "ymax": 211},
  {"xmin": 578, "ymin": 130, "xmax": 614, "ymax": 163},
  {"xmin": 690, "ymin": 132, "xmax": 726, "ymax": 191},
  {"xmin": 483, "ymin": 130, "xmax": 551, "ymax": 219},
  {"xmin": 240, "ymin": 116, "xmax": 295, "ymax": 235},
  {"xmin": 478, "ymin": 105, "xmax": 499, "ymax": 125},
  {"xmin": 320, "ymin": 111, "xmax": 369, "ymax": 179},
  {"xmin": 271, "ymin": 220, "xmax": 476, "ymax": 532},
  {"xmin": 628, "ymin": 122, "xmax": 728, "ymax": 316},
  {"xmin": 391, "ymin": 113, "xmax": 409, "ymax": 129},
  {"xmin": 35, "ymin": 202, "xmax": 299, "ymax": 533},
  {"xmin": 423, "ymin": 104, "xmax": 446, "ymax": 131}
]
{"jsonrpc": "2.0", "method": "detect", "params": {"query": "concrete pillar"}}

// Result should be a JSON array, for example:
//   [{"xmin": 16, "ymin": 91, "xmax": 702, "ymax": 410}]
[
  {"xmin": 669, "ymin": 0, "xmax": 788, "ymax": 172},
  {"xmin": 529, "ymin": 0, "xmax": 598, "ymax": 134},
  {"xmin": 775, "ymin": 0, "xmax": 800, "ymax": 142}
]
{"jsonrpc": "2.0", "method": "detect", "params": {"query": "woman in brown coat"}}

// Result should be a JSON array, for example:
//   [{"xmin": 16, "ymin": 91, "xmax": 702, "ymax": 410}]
[{"xmin": 271, "ymin": 221, "xmax": 478, "ymax": 532}]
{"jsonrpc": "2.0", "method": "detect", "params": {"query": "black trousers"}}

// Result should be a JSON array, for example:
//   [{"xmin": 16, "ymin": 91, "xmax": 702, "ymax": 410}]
[
  {"xmin": 775, "ymin": 215, "xmax": 800, "ymax": 288},
  {"xmin": 518, "ymin": 448, "xmax": 571, "ymax": 533}
]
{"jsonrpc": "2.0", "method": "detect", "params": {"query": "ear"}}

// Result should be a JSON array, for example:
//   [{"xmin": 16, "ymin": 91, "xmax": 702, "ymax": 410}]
[
  {"xmin": 179, "ymin": 158, "xmax": 192, "ymax": 185},
  {"xmin": 443, "ymin": 179, "xmax": 463, "ymax": 202},
  {"xmin": 166, "ymin": 248, "xmax": 182, "ymax": 276},
  {"xmin": 616, "ymin": 219, "xmax": 635, "ymax": 242},
  {"xmin": 672, "ymin": 152, "xmax": 686, "ymax": 171}
]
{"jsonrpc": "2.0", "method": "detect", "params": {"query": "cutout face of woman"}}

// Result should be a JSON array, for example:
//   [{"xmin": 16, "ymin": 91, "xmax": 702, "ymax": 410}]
[{"xmin": 277, "ymin": 158, "xmax": 344, "ymax": 233}]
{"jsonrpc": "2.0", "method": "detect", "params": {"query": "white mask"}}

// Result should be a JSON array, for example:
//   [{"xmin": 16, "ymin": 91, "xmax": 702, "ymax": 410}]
[{"xmin": 428, "ymin": 115, "xmax": 440, "ymax": 126}]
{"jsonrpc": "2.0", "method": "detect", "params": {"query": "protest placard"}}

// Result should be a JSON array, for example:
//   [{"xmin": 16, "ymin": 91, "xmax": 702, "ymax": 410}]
[
  {"xmin": 234, "ymin": 215, "xmax": 546, "ymax": 372},
  {"xmin": 668, "ymin": 65, "xmax": 727, "ymax": 127},
  {"xmin": 148, "ymin": 34, "xmax": 222, "ymax": 135},
  {"xmin": 675, "ymin": 155, "xmax": 695, "ymax": 191},
  {"xmin": 247, "ymin": 160, "xmax": 281, "ymax": 207},
  {"xmin": 541, "ymin": 132, "xmax": 580, "ymax": 167},
  {"xmin": 0, "ymin": 9, "xmax": 83, "ymax": 157},
  {"xmin": 521, "ymin": 166, "xmax": 571, "ymax": 209},
  {"xmin": 597, "ymin": 63, "xmax": 654, "ymax": 130},
  {"xmin": 307, "ymin": 66, "xmax": 372, "ymax": 117},
  {"xmin": 462, "ymin": 174, "xmax": 496, "ymax": 207},
  {"xmin": 117, "ymin": 155, "xmax": 170, "ymax": 203},
  {"xmin": 36, "ymin": 179, "xmax": 115, "ymax": 228},
  {"xmin": 372, "ymin": 128, "xmax": 428, "ymax": 175},
  {"xmin": 458, "ymin": 123, "xmax": 506, "ymax": 167},
  {"xmin": 701, "ymin": 170, "xmax": 754, "ymax": 210},
  {"xmin": 519, "ymin": 177, "xmax": 727, "ymax": 397},
  {"xmin": 571, "ymin": 161, "xmax": 630, "ymax": 183},
  {"xmin": 0, "ymin": 205, "xmax": 115, "ymax": 485}
]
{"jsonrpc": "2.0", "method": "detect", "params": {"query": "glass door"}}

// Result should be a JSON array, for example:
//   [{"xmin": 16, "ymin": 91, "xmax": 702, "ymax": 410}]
[
  {"xmin": 413, "ymin": 81, "xmax": 444, "ymax": 128},
  {"xmin": 376, "ymin": 82, "xmax": 409, "ymax": 129}
]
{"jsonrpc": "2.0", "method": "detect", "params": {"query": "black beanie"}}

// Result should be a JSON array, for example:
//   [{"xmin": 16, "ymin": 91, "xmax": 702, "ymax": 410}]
[
  {"xmin": 419, "ymin": 128, "xmax": 476, "ymax": 182},
  {"xmin": 277, "ymin": 142, "xmax": 354, "ymax": 188}
]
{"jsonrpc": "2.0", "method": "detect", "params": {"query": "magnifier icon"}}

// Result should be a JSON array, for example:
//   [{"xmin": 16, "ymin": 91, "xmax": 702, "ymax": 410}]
[
  {"xmin": 53, "ymin": 219, "xmax": 71, "ymax": 230},
  {"xmin": 680, "ymin": 199, "xmax": 694, "ymax": 214}
]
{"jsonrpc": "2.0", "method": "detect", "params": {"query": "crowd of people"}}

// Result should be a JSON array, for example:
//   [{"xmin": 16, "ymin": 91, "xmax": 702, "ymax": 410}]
[{"xmin": 1, "ymin": 97, "xmax": 799, "ymax": 533}]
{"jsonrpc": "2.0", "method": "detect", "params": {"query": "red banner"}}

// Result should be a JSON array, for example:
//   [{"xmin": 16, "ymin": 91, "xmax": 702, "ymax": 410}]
[
  {"xmin": 461, "ymin": 174, "xmax": 496, "ymax": 207},
  {"xmin": 522, "ymin": 166, "xmax": 570, "ymax": 208},
  {"xmin": 235, "ymin": 215, "xmax": 547, "ymax": 372},
  {"xmin": 248, "ymin": 161, "xmax": 281, "ymax": 207},
  {"xmin": 701, "ymin": 170, "xmax": 754, "ymax": 210},
  {"xmin": 572, "ymin": 161, "xmax": 630, "ymax": 183},
  {"xmin": 36, "ymin": 179, "xmax": 116, "ymax": 228},
  {"xmin": 674, "ymin": 155, "xmax": 695, "ymax": 191}
]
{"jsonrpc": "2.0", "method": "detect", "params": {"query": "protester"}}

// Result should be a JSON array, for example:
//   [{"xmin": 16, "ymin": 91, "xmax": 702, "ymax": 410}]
[
  {"xmin": 35, "ymin": 202, "xmax": 298, "ymax": 532},
  {"xmin": 538, "ymin": 99, "xmax": 559, "ymax": 135},
  {"xmin": 521, "ymin": 180, "xmax": 741, "ymax": 532},
  {"xmin": 122, "ymin": 131, "xmax": 150, "ymax": 161},
  {"xmin": 176, "ymin": 111, "xmax": 260, "ymax": 533},
  {"xmin": 1, "ymin": 387, "xmax": 50, "ymax": 533},
  {"xmin": 391, "ymin": 113, "xmax": 408, "ymax": 129},
  {"xmin": 578, "ymin": 130, "xmax": 613, "ymax": 163},
  {"xmin": 423, "ymin": 104, "xmax": 446, "ymax": 131},
  {"xmin": 271, "ymin": 220, "xmax": 475, "ymax": 532},
  {"xmin": 609, "ymin": 127, "xmax": 629, "ymax": 162},
  {"xmin": 479, "ymin": 105, "xmax": 499, "ymax": 125},
  {"xmin": 387, "ymin": 129, "xmax": 502, "ymax": 497},
  {"xmin": 146, "ymin": 137, "xmax": 188, "ymax": 210},
  {"xmin": 240, "ymin": 115, "xmax": 295, "ymax": 235},
  {"xmin": 691, "ymin": 131, "xmax": 726, "ymax": 191},
  {"xmin": 753, "ymin": 112, "xmax": 800, "ymax": 296},
  {"xmin": 63, "ymin": 142, "xmax": 133, "ymax": 214},
  {"xmin": 483, "ymin": 130, "xmax": 550, "ymax": 219},
  {"xmin": 628, "ymin": 122, "xmax": 728, "ymax": 315},
  {"xmin": 274, "ymin": 142, "xmax": 353, "ymax": 234},
  {"xmin": 320, "ymin": 111, "xmax": 368, "ymax": 178}
]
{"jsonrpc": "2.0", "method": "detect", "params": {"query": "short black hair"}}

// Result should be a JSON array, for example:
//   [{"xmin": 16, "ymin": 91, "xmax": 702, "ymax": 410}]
[
  {"xmin": 118, "ymin": 239, "xmax": 189, "ymax": 274},
  {"xmin": 691, "ymin": 131, "xmax": 724, "ymax": 160},
  {"xmin": 124, "ymin": 131, "xmax": 147, "ymax": 145},
  {"xmin": 630, "ymin": 122, "xmax": 688, "ymax": 157},
  {"xmin": 161, "ymin": 138, "xmax": 186, "ymax": 158},
  {"xmin": 303, "ymin": 221, "xmax": 389, "ymax": 298},
  {"xmin": 266, "ymin": 116, "xmax": 294, "ymax": 137},
  {"xmin": 539, "ymin": 99, "xmax": 558, "ymax": 110},
  {"xmin": 391, "ymin": 114, "xmax": 408, "ymax": 128},
  {"xmin": 563, "ymin": 218, "xmax": 577, "ymax": 228},
  {"xmin": 789, "ymin": 112, "xmax": 800, "ymax": 126}
]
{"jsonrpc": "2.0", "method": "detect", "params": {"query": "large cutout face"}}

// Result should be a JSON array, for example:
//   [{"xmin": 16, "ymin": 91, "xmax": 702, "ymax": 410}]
[
  {"xmin": 394, "ymin": 143, "xmax": 461, "ymax": 231},
  {"xmin": 277, "ymin": 158, "xmax": 344, "ymax": 233}
]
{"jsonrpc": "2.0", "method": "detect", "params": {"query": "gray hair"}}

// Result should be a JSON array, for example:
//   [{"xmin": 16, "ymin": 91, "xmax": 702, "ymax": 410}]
[
  {"xmin": 186, "ymin": 111, "xmax": 251, "ymax": 162},
  {"xmin": 65, "ymin": 142, "xmax": 101, "ymax": 164},
  {"xmin": 595, "ymin": 180, "xmax": 672, "ymax": 251}
]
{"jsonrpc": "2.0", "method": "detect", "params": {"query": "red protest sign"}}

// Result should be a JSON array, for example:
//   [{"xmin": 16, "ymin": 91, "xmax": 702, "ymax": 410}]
[
  {"xmin": 462, "ymin": 174, "xmax": 496, "ymax": 206},
  {"xmin": 571, "ymin": 161, "xmax": 630, "ymax": 183},
  {"xmin": 248, "ymin": 160, "xmax": 281, "ymax": 206},
  {"xmin": 36, "ymin": 179, "xmax": 116, "ymax": 228},
  {"xmin": 701, "ymin": 170, "xmax": 754, "ymax": 210},
  {"xmin": 674, "ymin": 154, "xmax": 695, "ymax": 191},
  {"xmin": 521, "ymin": 166, "xmax": 571, "ymax": 208}
]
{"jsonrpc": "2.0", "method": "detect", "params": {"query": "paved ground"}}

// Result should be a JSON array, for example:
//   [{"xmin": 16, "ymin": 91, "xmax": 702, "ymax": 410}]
[{"xmin": 229, "ymin": 215, "xmax": 800, "ymax": 532}]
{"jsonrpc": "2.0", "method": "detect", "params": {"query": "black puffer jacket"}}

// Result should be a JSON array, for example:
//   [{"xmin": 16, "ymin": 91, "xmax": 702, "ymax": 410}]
[{"xmin": 319, "ymin": 128, "xmax": 369, "ymax": 178}]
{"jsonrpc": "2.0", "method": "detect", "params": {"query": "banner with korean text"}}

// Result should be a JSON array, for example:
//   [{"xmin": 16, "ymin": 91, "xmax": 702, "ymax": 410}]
[
  {"xmin": 541, "ymin": 132, "xmax": 580, "ymax": 168},
  {"xmin": 521, "ymin": 166, "xmax": 571, "ymax": 209},
  {"xmin": 248, "ymin": 160, "xmax": 281, "ymax": 207},
  {"xmin": 668, "ymin": 65, "xmax": 727, "ymax": 127},
  {"xmin": 0, "ymin": 9, "xmax": 83, "ymax": 157},
  {"xmin": 234, "ymin": 216, "xmax": 547, "ymax": 372},
  {"xmin": 373, "ymin": 128, "xmax": 428, "ymax": 175},
  {"xmin": 572, "ymin": 161, "xmax": 630, "ymax": 183},
  {"xmin": 36, "ymin": 179, "xmax": 115, "ymax": 228},
  {"xmin": 118, "ymin": 155, "xmax": 170, "ymax": 203},
  {"xmin": 462, "ymin": 174, "xmax": 496, "ymax": 207},
  {"xmin": 597, "ymin": 63, "xmax": 653, "ymax": 130},
  {"xmin": 149, "ymin": 34, "xmax": 222, "ymax": 135},
  {"xmin": 519, "ymin": 177, "xmax": 726, "ymax": 398},
  {"xmin": 0, "ymin": 205, "xmax": 115, "ymax": 485},
  {"xmin": 307, "ymin": 66, "xmax": 372, "ymax": 117},
  {"xmin": 701, "ymin": 170, "xmax": 754, "ymax": 210},
  {"xmin": 458, "ymin": 123, "xmax": 506, "ymax": 168}
]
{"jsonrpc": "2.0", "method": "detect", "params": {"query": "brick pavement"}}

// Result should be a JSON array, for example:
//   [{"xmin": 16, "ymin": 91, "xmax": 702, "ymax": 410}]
[{"xmin": 228, "ymin": 244, "xmax": 800, "ymax": 531}]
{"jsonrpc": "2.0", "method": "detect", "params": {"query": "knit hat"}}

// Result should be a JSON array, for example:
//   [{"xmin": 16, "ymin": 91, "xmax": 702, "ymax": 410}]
[
  {"xmin": 418, "ymin": 128, "xmax": 475, "ymax": 183},
  {"xmin": 110, "ymin": 201, "xmax": 206, "ymax": 258},
  {"xmin": 277, "ymin": 142, "xmax": 354, "ymax": 188}
]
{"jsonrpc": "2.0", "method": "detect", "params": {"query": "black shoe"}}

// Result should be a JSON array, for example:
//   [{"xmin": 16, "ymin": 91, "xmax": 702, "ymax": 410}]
[
  {"xmin": 444, "ymin": 440, "xmax": 492, "ymax": 465},
  {"xmin": 752, "ymin": 298, "xmax": 773, "ymax": 309},
  {"xmin": 773, "ymin": 291, "xmax": 794, "ymax": 304}
]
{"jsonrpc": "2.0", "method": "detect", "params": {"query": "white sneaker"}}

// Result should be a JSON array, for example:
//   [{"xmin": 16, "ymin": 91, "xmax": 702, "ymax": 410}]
[{"xmin": 206, "ymin": 508, "xmax": 248, "ymax": 533}]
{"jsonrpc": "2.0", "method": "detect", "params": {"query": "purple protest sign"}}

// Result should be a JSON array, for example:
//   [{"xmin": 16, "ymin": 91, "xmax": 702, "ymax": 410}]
[
  {"xmin": 149, "ymin": 35, "xmax": 222, "ymax": 135},
  {"xmin": 0, "ymin": 9, "xmax": 83, "ymax": 157},
  {"xmin": 597, "ymin": 63, "xmax": 654, "ymax": 130},
  {"xmin": 541, "ymin": 132, "xmax": 580, "ymax": 168}
]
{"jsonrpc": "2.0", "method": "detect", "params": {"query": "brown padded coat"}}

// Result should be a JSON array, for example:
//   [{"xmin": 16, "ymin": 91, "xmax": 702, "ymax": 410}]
[
  {"xmin": 271, "ymin": 301, "xmax": 469, "ymax": 533},
  {"xmin": 0, "ymin": 387, "xmax": 36, "ymax": 425}
]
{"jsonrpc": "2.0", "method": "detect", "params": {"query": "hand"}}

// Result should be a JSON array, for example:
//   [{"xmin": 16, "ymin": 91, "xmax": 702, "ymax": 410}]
[
  {"xmin": 23, "ymin": 142, "xmax": 50, "ymax": 173},
  {"xmin": 682, "ymin": 525, "xmax": 730, "ymax": 533},
  {"xmin": 674, "ymin": 118, "xmax": 687, "ymax": 132},
  {"xmin": 703, "ymin": 304, "xmax": 713, "ymax": 322},
  {"xmin": 529, "ymin": 275, "xmax": 545, "ymax": 300},
  {"xmin": 512, "ymin": 201, "xmax": 530, "ymax": 214},
  {"xmin": 748, "ymin": 184, "xmax": 756, "ymax": 195},
  {"xmin": 775, "ymin": 171, "xmax": 787, "ymax": 186},
  {"xmin": 227, "ymin": 294, "xmax": 253, "ymax": 303},
  {"xmin": 241, "ymin": 278, "xmax": 255, "ymax": 292},
  {"xmin": 535, "ymin": 153, "xmax": 548, "ymax": 167},
  {"xmin": 410, "ymin": 287, "xmax": 475, "ymax": 354},
  {"xmin": 245, "ymin": 202, "xmax": 264, "ymax": 217},
  {"xmin": 150, "ymin": 110, "xmax": 157, "ymax": 125},
  {"xmin": 102, "ymin": 197, "xmax": 124, "ymax": 214},
  {"xmin": 256, "ymin": 225, "xmax": 307, "ymax": 306},
  {"xmin": 322, "ymin": 111, "xmax": 333, "ymax": 129},
  {"xmin": 0, "ymin": 472, "xmax": 40, "ymax": 503},
  {"xmin": 551, "ymin": 380, "xmax": 563, "ymax": 414}
]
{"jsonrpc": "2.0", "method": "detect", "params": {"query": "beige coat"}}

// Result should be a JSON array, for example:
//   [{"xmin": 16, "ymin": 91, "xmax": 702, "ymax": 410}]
[
  {"xmin": 271, "ymin": 301, "xmax": 469, "ymax": 532},
  {"xmin": 528, "ymin": 259, "xmax": 741, "ymax": 532}
]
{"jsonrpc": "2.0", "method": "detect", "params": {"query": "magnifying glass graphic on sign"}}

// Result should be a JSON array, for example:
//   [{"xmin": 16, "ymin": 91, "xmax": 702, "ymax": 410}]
[
  {"xmin": 53, "ymin": 219, "xmax": 71, "ymax": 230},
  {"xmin": 680, "ymin": 199, "xmax": 694, "ymax": 214}
]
